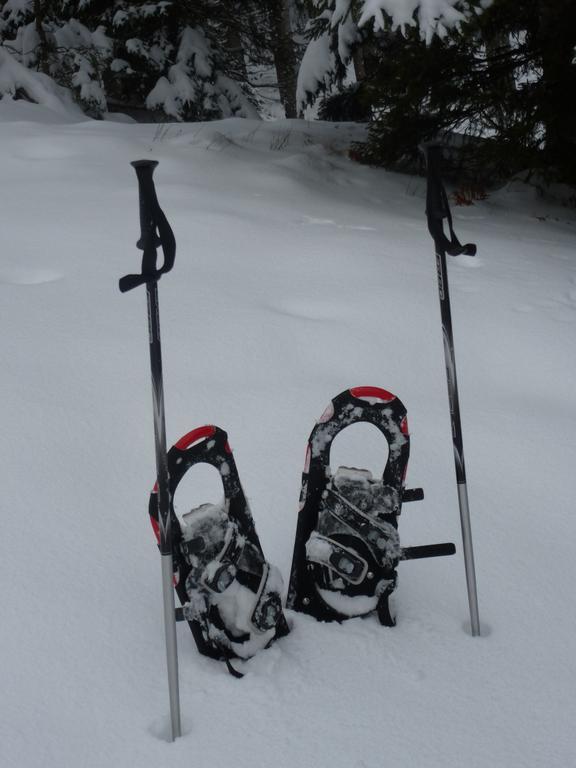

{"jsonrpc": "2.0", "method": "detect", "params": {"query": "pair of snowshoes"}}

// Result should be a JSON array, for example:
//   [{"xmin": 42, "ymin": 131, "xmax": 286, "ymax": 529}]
[{"xmin": 149, "ymin": 387, "xmax": 455, "ymax": 672}]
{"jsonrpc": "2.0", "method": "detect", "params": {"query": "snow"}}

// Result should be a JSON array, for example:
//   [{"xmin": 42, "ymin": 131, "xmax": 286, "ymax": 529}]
[
  {"xmin": 0, "ymin": 50, "xmax": 85, "ymax": 118},
  {"xmin": 1, "ymin": 99, "xmax": 576, "ymax": 767},
  {"xmin": 358, "ymin": 0, "xmax": 469, "ymax": 39},
  {"xmin": 144, "ymin": 26, "xmax": 259, "ymax": 122},
  {"xmin": 296, "ymin": 26, "xmax": 336, "ymax": 108}
]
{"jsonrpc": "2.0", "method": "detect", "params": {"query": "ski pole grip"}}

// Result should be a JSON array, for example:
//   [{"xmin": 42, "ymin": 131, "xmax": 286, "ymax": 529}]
[
  {"xmin": 119, "ymin": 160, "xmax": 176, "ymax": 293},
  {"xmin": 423, "ymin": 145, "xmax": 447, "ymax": 222},
  {"xmin": 422, "ymin": 144, "xmax": 477, "ymax": 258},
  {"xmin": 133, "ymin": 159, "xmax": 160, "ymax": 251}
]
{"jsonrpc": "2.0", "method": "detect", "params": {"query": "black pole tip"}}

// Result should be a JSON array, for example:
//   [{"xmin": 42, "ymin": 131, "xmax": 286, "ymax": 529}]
[{"xmin": 131, "ymin": 159, "xmax": 159, "ymax": 170}]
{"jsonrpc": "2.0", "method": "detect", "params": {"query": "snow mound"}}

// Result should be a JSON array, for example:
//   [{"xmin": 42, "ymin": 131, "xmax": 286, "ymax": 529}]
[
  {"xmin": 489, "ymin": 178, "xmax": 576, "ymax": 220},
  {"xmin": 167, "ymin": 117, "xmax": 366, "ymax": 156},
  {"xmin": 0, "ymin": 48, "xmax": 86, "ymax": 122}
]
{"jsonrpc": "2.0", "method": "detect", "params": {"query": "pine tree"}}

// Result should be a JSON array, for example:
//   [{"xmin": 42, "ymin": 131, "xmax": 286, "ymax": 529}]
[
  {"xmin": 296, "ymin": 0, "xmax": 576, "ymax": 187},
  {"xmin": 359, "ymin": 0, "xmax": 576, "ymax": 187},
  {"xmin": 296, "ymin": 0, "xmax": 487, "ymax": 110},
  {"xmin": 1, "ymin": 0, "xmax": 114, "ymax": 116},
  {"xmin": 109, "ymin": 1, "xmax": 260, "ymax": 120},
  {"xmin": 0, "ymin": 0, "xmax": 268, "ymax": 119}
]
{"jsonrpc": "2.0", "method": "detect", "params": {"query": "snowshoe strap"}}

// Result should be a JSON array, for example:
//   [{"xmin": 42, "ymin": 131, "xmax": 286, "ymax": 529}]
[
  {"xmin": 377, "ymin": 587, "xmax": 397, "ymax": 627},
  {"xmin": 306, "ymin": 532, "xmax": 368, "ymax": 585},
  {"xmin": 225, "ymin": 659, "xmax": 245, "ymax": 679},
  {"xmin": 197, "ymin": 525, "xmax": 243, "ymax": 595},
  {"xmin": 250, "ymin": 563, "xmax": 284, "ymax": 633},
  {"xmin": 325, "ymin": 488, "xmax": 400, "ymax": 569},
  {"xmin": 182, "ymin": 522, "xmax": 282, "ymax": 634}
]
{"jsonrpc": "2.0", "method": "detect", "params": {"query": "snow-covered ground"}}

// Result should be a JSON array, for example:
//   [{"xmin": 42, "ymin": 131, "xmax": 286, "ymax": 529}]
[{"xmin": 1, "ymin": 96, "xmax": 575, "ymax": 768}]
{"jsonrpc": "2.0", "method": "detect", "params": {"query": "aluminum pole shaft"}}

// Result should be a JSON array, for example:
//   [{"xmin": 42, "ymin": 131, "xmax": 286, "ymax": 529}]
[
  {"xmin": 435, "ymin": 247, "xmax": 481, "ymax": 636},
  {"xmin": 147, "ymin": 279, "xmax": 182, "ymax": 739},
  {"xmin": 120, "ymin": 159, "xmax": 182, "ymax": 737}
]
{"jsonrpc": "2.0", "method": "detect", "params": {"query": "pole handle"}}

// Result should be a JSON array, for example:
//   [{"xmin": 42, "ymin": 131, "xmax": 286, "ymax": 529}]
[
  {"xmin": 422, "ymin": 145, "xmax": 477, "ymax": 257},
  {"xmin": 119, "ymin": 160, "xmax": 176, "ymax": 293}
]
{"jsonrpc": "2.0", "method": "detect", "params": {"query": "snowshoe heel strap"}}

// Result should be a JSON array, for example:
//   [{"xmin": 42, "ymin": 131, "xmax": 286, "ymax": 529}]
[
  {"xmin": 306, "ymin": 532, "xmax": 368, "ymax": 585},
  {"xmin": 201, "ymin": 562, "xmax": 237, "ymax": 594},
  {"xmin": 377, "ymin": 591, "xmax": 396, "ymax": 627},
  {"xmin": 250, "ymin": 562, "xmax": 284, "ymax": 633}
]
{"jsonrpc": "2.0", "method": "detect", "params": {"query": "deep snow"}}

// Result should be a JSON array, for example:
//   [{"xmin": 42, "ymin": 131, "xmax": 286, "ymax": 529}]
[{"xmin": 1, "ymin": 96, "xmax": 575, "ymax": 768}]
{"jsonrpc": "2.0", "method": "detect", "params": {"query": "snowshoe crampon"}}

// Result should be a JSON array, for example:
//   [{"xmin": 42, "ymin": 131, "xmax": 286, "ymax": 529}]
[
  {"xmin": 149, "ymin": 426, "xmax": 289, "ymax": 667},
  {"xmin": 287, "ymin": 387, "xmax": 455, "ymax": 625}
]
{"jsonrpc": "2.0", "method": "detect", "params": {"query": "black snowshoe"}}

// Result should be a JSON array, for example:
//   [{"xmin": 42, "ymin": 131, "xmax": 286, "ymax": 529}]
[
  {"xmin": 287, "ymin": 387, "xmax": 455, "ymax": 625},
  {"xmin": 149, "ymin": 425, "xmax": 289, "ymax": 668}
]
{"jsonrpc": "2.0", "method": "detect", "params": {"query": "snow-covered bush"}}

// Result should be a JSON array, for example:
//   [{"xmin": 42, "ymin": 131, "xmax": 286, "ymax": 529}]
[
  {"xmin": 145, "ymin": 26, "xmax": 259, "ymax": 121},
  {"xmin": 1, "ymin": 5, "xmax": 112, "ymax": 116},
  {"xmin": 296, "ymin": 0, "xmax": 490, "ymax": 109},
  {"xmin": 0, "ymin": 46, "xmax": 83, "ymax": 116},
  {"xmin": 0, "ymin": 0, "xmax": 261, "ymax": 120}
]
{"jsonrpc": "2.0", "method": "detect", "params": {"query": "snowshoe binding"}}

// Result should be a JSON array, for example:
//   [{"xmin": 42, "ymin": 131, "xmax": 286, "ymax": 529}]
[
  {"xmin": 149, "ymin": 426, "xmax": 289, "ymax": 670},
  {"xmin": 287, "ymin": 387, "xmax": 455, "ymax": 625}
]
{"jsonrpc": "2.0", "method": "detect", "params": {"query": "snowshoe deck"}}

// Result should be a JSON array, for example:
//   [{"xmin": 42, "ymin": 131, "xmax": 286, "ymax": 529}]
[
  {"xmin": 287, "ymin": 387, "xmax": 455, "ymax": 625},
  {"xmin": 149, "ymin": 425, "xmax": 289, "ymax": 665}
]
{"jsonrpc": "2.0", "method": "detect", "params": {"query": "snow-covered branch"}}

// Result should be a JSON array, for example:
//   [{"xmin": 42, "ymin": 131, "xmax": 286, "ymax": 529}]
[{"xmin": 297, "ymin": 0, "xmax": 491, "ymax": 109}]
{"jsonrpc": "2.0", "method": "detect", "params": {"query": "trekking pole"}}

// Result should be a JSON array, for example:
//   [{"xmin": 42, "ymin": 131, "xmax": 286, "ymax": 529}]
[
  {"xmin": 119, "ymin": 160, "xmax": 182, "ymax": 738},
  {"xmin": 423, "ymin": 145, "xmax": 481, "ymax": 637}
]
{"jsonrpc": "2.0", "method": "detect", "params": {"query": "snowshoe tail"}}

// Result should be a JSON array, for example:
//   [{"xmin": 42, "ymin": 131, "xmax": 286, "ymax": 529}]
[
  {"xmin": 287, "ymin": 387, "xmax": 454, "ymax": 625},
  {"xmin": 149, "ymin": 425, "xmax": 289, "ymax": 667}
]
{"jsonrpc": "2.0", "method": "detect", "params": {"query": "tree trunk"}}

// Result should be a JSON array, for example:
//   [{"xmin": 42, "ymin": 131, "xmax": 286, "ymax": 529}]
[
  {"xmin": 33, "ymin": 0, "xmax": 50, "ymax": 74},
  {"xmin": 223, "ymin": 22, "xmax": 248, "ymax": 82},
  {"xmin": 352, "ymin": 47, "xmax": 366, "ymax": 82},
  {"xmin": 268, "ymin": 0, "xmax": 298, "ymax": 118},
  {"xmin": 536, "ymin": 1, "xmax": 576, "ymax": 180}
]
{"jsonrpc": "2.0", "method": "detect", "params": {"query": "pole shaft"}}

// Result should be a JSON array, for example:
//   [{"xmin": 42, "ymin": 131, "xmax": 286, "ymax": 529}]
[
  {"xmin": 457, "ymin": 482, "xmax": 480, "ymax": 636},
  {"xmin": 161, "ymin": 554, "xmax": 181, "ymax": 739},
  {"xmin": 435, "ymin": 249, "xmax": 481, "ymax": 636},
  {"xmin": 147, "ymin": 280, "xmax": 182, "ymax": 740},
  {"xmin": 147, "ymin": 281, "xmax": 172, "ymax": 554}
]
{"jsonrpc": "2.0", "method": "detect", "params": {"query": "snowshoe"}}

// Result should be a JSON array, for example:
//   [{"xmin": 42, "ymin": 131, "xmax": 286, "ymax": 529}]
[
  {"xmin": 149, "ymin": 425, "xmax": 289, "ymax": 668},
  {"xmin": 287, "ymin": 387, "xmax": 455, "ymax": 625}
]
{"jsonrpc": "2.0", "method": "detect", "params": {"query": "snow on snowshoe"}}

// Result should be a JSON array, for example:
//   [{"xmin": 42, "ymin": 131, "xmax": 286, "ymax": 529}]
[
  {"xmin": 287, "ymin": 387, "xmax": 455, "ymax": 625},
  {"xmin": 149, "ymin": 425, "xmax": 289, "ymax": 668}
]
